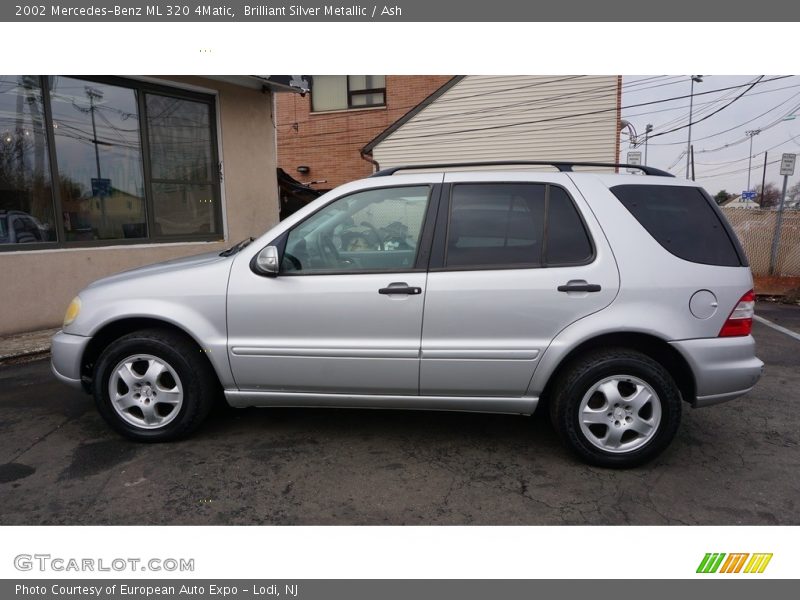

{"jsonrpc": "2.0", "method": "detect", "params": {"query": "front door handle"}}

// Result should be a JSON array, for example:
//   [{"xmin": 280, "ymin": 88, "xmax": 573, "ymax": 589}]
[
  {"xmin": 379, "ymin": 282, "xmax": 422, "ymax": 295},
  {"xmin": 558, "ymin": 280, "xmax": 602, "ymax": 293}
]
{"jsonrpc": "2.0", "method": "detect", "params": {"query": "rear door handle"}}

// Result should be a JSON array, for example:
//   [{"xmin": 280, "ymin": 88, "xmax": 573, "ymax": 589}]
[
  {"xmin": 558, "ymin": 280, "xmax": 602, "ymax": 293},
  {"xmin": 379, "ymin": 282, "xmax": 422, "ymax": 295}
]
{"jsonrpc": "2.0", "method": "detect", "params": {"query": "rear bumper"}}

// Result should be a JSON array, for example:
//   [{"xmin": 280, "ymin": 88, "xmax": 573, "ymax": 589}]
[
  {"xmin": 670, "ymin": 335, "xmax": 764, "ymax": 408},
  {"xmin": 50, "ymin": 330, "xmax": 90, "ymax": 391}
]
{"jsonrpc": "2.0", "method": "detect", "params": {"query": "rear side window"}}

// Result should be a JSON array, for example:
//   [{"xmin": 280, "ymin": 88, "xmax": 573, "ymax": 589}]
[
  {"xmin": 610, "ymin": 184, "xmax": 744, "ymax": 267},
  {"xmin": 446, "ymin": 184, "xmax": 546, "ymax": 268},
  {"xmin": 444, "ymin": 183, "xmax": 594, "ymax": 269}
]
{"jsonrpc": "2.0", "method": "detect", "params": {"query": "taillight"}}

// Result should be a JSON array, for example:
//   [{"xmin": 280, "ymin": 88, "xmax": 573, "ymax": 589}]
[{"xmin": 718, "ymin": 290, "xmax": 755, "ymax": 337}]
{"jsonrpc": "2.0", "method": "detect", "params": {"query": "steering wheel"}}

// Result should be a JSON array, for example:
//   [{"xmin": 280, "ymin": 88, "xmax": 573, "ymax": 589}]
[{"xmin": 359, "ymin": 221, "xmax": 384, "ymax": 251}]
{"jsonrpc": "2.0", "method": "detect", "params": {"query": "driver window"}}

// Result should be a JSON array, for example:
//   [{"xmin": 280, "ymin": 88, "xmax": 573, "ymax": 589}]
[{"xmin": 281, "ymin": 185, "xmax": 430, "ymax": 274}]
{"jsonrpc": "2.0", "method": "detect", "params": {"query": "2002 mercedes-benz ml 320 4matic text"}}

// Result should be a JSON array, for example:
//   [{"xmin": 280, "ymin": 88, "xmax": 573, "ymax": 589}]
[{"xmin": 51, "ymin": 161, "xmax": 764, "ymax": 467}]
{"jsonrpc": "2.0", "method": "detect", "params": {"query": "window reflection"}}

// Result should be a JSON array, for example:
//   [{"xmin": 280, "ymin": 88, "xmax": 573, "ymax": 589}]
[
  {"xmin": 1, "ymin": 75, "xmax": 222, "ymax": 249},
  {"xmin": 0, "ymin": 76, "xmax": 56, "ymax": 245},
  {"xmin": 49, "ymin": 77, "xmax": 146, "ymax": 241},
  {"xmin": 146, "ymin": 94, "xmax": 217, "ymax": 236}
]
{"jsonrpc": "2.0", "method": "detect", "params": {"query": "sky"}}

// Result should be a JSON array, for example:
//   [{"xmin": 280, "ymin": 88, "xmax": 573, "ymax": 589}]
[{"xmin": 620, "ymin": 75, "xmax": 800, "ymax": 196}]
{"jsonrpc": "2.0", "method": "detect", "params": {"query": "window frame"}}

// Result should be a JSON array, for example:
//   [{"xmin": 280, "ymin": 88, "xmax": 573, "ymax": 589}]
[
  {"xmin": 0, "ymin": 75, "xmax": 223, "ymax": 252},
  {"xmin": 429, "ymin": 182, "xmax": 596, "ymax": 272},
  {"xmin": 270, "ymin": 183, "xmax": 441, "ymax": 277},
  {"xmin": 347, "ymin": 75, "xmax": 386, "ymax": 109},
  {"xmin": 310, "ymin": 75, "xmax": 387, "ymax": 113}
]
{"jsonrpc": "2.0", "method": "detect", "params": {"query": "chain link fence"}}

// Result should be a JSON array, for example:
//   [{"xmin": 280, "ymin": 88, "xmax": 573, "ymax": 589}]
[{"xmin": 721, "ymin": 207, "xmax": 800, "ymax": 276}]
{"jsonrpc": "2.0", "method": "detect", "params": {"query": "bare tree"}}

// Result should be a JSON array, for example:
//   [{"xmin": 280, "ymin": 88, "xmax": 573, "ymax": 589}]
[
  {"xmin": 787, "ymin": 181, "xmax": 800, "ymax": 208},
  {"xmin": 757, "ymin": 182, "xmax": 782, "ymax": 209}
]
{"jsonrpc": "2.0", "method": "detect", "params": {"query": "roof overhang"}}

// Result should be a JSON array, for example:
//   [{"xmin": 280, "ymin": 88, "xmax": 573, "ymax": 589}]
[{"xmin": 205, "ymin": 76, "xmax": 311, "ymax": 94}]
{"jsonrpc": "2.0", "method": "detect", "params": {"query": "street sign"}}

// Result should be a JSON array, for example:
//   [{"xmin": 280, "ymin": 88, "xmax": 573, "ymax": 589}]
[
  {"xmin": 626, "ymin": 151, "xmax": 642, "ymax": 174},
  {"xmin": 91, "ymin": 178, "xmax": 112, "ymax": 197},
  {"xmin": 627, "ymin": 151, "xmax": 642, "ymax": 165},
  {"xmin": 742, "ymin": 191, "xmax": 757, "ymax": 200},
  {"xmin": 780, "ymin": 153, "xmax": 796, "ymax": 176}
]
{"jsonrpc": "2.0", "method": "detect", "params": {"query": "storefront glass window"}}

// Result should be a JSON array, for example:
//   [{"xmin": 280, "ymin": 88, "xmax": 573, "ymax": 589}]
[
  {"xmin": 0, "ymin": 76, "xmax": 56, "ymax": 245},
  {"xmin": 146, "ymin": 94, "xmax": 218, "ymax": 236},
  {"xmin": 50, "ymin": 77, "xmax": 147, "ymax": 241},
  {"xmin": 0, "ymin": 75, "xmax": 222, "ymax": 251}
]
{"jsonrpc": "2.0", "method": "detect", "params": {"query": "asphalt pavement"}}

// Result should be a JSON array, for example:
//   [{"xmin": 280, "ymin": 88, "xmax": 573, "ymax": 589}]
[{"xmin": 1, "ymin": 302, "xmax": 798, "ymax": 525}]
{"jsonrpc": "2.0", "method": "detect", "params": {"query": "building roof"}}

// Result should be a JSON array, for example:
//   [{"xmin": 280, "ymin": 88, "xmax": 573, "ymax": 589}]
[
  {"xmin": 361, "ymin": 76, "xmax": 465, "ymax": 154},
  {"xmin": 722, "ymin": 195, "xmax": 760, "ymax": 208}
]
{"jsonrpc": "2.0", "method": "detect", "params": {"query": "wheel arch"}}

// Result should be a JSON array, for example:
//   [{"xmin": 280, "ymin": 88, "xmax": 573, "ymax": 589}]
[
  {"xmin": 80, "ymin": 317, "xmax": 222, "ymax": 392},
  {"xmin": 535, "ymin": 332, "xmax": 696, "ymax": 410}
]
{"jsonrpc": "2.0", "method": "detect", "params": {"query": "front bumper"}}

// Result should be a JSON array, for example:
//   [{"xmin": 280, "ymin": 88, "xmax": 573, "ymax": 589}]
[
  {"xmin": 670, "ymin": 335, "xmax": 764, "ymax": 408},
  {"xmin": 50, "ymin": 330, "xmax": 91, "ymax": 391}
]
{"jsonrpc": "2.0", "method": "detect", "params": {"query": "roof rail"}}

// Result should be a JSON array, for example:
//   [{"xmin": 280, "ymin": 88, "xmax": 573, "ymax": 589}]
[{"xmin": 369, "ymin": 161, "xmax": 674, "ymax": 178}]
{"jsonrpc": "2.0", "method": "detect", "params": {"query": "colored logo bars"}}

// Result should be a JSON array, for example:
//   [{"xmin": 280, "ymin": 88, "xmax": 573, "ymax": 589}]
[{"xmin": 697, "ymin": 553, "xmax": 773, "ymax": 574}]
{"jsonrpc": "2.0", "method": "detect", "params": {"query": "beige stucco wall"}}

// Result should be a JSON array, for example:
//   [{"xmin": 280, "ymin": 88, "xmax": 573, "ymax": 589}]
[{"xmin": 1, "ymin": 76, "xmax": 280, "ymax": 335}]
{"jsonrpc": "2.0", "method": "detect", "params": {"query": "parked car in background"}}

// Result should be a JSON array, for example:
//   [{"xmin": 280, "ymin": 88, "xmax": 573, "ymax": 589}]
[
  {"xmin": 51, "ymin": 161, "xmax": 763, "ymax": 468},
  {"xmin": 0, "ymin": 210, "xmax": 51, "ymax": 244}
]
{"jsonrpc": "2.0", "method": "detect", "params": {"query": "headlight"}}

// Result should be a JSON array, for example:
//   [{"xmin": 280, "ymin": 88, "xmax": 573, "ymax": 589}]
[{"xmin": 63, "ymin": 296, "xmax": 81, "ymax": 327}]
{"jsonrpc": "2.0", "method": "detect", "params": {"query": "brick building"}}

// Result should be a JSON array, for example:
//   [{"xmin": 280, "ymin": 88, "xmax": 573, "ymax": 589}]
[{"xmin": 276, "ymin": 76, "xmax": 453, "ymax": 190}]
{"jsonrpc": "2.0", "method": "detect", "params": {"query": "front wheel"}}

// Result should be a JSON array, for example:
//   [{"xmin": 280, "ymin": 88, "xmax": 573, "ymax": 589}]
[
  {"xmin": 550, "ymin": 348, "xmax": 682, "ymax": 468},
  {"xmin": 93, "ymin": 329, "xmax": 217, "ymax": 441}
]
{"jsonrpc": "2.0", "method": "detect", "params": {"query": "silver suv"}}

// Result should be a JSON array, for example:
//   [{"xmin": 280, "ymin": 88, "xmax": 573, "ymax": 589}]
[{"xmin": 51, "ymin": 161, "xmax": 764, "ymax": 467}]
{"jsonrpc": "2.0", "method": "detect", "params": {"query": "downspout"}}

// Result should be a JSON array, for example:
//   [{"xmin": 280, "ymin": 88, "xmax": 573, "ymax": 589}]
[{"xmin": 360, "ymin": 149, "xmax": 380, "ymax": 173}]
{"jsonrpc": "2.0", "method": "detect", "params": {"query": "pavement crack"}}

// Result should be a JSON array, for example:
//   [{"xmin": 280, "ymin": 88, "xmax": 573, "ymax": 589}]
[
  {"xmin": 442, "ymin": 478, "xmax": 457, "ymax": 507},
  {"xmin": 10, "ymin": 416, "xmax": 74, "ymax": 463}
]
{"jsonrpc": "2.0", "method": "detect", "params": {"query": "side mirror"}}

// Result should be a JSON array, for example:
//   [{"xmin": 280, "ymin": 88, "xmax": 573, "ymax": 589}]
[{"xmin": 253, "ymin": 245, "xmax": 280, "ymax": 277}]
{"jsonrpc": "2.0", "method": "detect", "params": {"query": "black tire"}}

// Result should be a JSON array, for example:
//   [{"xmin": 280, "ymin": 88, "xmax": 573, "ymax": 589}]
[
  {"xmin": 92, "ymin": 328, "xmax": 218, "ymax": 441},
  {"xmin": 549, "ymin": 348, "xmax": 681, "ymax": 468}
]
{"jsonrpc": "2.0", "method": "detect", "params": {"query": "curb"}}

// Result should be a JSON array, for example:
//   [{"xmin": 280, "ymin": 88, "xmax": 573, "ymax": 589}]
[
  {"xmin": 0, "ymin": 327, "xmax": 59, "ymax": 364},
  {"xmin": 0, "ymin": 349, "xmax": 51, "ymax": 366}
]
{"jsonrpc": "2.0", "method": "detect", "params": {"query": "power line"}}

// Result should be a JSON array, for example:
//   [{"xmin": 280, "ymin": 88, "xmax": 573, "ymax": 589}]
[
  {"xmin": 689, "ymin": 107, "xmax": 800, "ymax": 157},
  {"xmin": 645, "ymin": 77, "xmax": 764, "ymax": 141},
  {"xmin": 624, "ymin": 81, "xmax": 800, "ymax": 130},
  {"xmin": 696, "ymin": 158, "xmax": 782, "ymax": 180},
  {"xmin": 644, "ymin": 87, "xmax": 800, "ymax": 147},
  {"xmin": 691, "ymin": 133, "xmax": 800, "ymax": 175}
]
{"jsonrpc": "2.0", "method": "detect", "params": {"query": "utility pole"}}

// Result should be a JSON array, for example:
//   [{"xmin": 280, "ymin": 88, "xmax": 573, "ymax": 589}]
[
  {"xmin": 85, "ymin": 86, "xmax": 106, "ymax": 234},
  {"xmin": 644, "ymin": 123, "xmax": 653, "ymax": 165},
  {"xmin": 759, "ymin": 151, "xmax": 768, "ymax": 206},
  {"xmin": 686, "ymin": 75, "xmax": 703, "ymax": 179},
  {"xmin": 85, "ymin": 86, "xmax": 104, "ymax": 180},
  {"xmin": 690, "ymin": 145, "xmax": 696, "ymax": 181},
  {"xmin": 745, "ymin": 129, "xmax": 761, "ymax": 191}
]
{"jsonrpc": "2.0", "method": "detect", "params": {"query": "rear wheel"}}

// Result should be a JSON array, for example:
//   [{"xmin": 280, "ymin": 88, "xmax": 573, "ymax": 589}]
[
  {"xmin": 93, "ymin": 329, "xmax": 217, "ymax": 441},
  {"xmin": 550, "ymin": 348, "xmax": 681, "ymax": 468}
]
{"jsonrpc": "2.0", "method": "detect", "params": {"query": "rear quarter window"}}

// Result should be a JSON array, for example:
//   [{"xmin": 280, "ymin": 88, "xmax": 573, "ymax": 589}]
[{"xmin": 610, "ymin": 184, "xmax": 746, "ymax": 267}]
